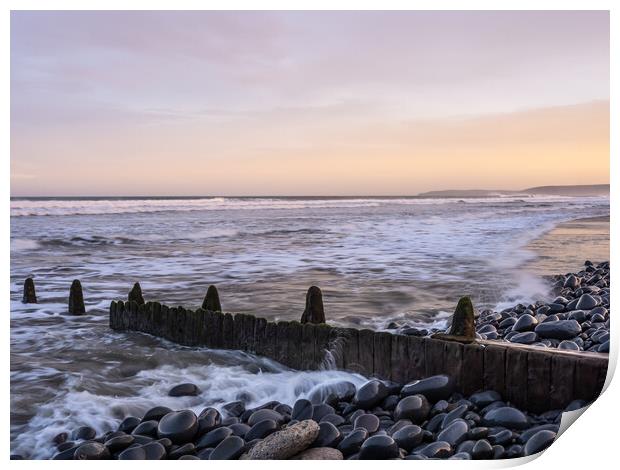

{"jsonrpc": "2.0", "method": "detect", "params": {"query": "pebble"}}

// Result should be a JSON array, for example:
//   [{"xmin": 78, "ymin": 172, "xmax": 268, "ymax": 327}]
[
  {"xmin": 292, "ymin": 447, "xmax": 344, "ymax": 460},
  {"xmin": 358, "ymin": 435, "xmax": 399, "ymax": 460},
  {"xmin": 392, "ymin": 424, "xmax": 423, "ymax": 451},
  {"xmin": 394, "ymin": 394, "xmax": 430, "ymax": 422},
  {"xmin": 313, "ymin": 422, "xmax": 342, "ymax": 448},
  {"xmin": 247, "ymin": 420, "xmax": 319, "ymax": 460},
  {"xmin": 210, "ymin": 436, "xmax": 245, "ymax": 460},
  {"xmin": 482, "ymin": 407, "xmax": 529, "ymax": 430},
  {"xmin": 401, "ymin": 375, "xmax": 454, "ymax": 402},
  {"xmin": 353, "ymin": 380, "xmax": 389, "ymax": 409},
  {"xmin": 354, "ymin": 413, "xmax": 380, "ymax": 433},
  {"xmin": 157, "ymin": 410, "xmax": 199, "ymax": 444},
  {"xmin": 73, "ymin": 442, "xmax": 110, "ymax": 460},
  {"xmin": 535, "ymin": 320, "xmax": 582, "ymax": 340},
  {"xmin": 337, "ymin": 428, "xmax": 368, "ymax": 456},
  {"xmin": 524, "ymin": 430, "xmax": 556, "ymax": 456},
  {"xmin": 168, "ymin": 383, "xmax": 201, "ymax": 397}
]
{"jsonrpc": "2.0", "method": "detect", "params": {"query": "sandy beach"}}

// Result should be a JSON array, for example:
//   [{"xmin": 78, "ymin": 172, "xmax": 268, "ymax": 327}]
[{"xmin": 526, "ymin": 216, "xmax": 610, "ymax": 276}]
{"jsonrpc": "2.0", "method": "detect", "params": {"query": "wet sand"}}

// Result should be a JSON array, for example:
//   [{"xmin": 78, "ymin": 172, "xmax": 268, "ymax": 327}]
[{"xmin": 526, "ymin": 216, "xmax": 610, "ymax": 276}]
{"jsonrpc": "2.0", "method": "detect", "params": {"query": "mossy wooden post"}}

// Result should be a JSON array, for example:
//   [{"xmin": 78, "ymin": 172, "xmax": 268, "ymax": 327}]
[
  {"xmin": 212, "ymin": 312, "xmax": 224, "ymax": 349},
  {"xmin": 432, "ymin": 296, "xmax": 475, "ymax": 343},
  {"xmin": 300, "ymin": 286, "xmax": 325, "ymax": 324},
  {"xmin": 202, "ymin": 285, "xmax": 222, "ymax": 312},
  {"xmin": 128, "ymin": 282, "xmax": 145, "ymax": 305},
  {"xmin": 68, "ymin": 279, "xmax": 85, "ymax": 315},
  {"xmin": 390, "ymin": 334, "xmax": 408, "ymax": 384},
  {"xmin": 22, "ymin": 278, "xmax": 37, "ymax": 303}
]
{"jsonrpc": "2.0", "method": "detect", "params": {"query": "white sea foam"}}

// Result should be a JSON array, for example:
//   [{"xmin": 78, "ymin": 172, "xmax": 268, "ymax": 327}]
[{"xmin": 11, "ymin": 358, "xmax": 367, "ymax": 459}]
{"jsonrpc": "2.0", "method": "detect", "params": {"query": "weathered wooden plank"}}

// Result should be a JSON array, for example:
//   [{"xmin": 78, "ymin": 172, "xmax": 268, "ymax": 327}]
[
  {"xmin": 159, "ymin": 305, "xmax": 170, "ymax": 340},
  {"xmin": 527, "ymin": 350, "xmax": 551, "ymax": 413},
  {"xmin": 245, "ymin": 315, "xmax": 257, "ymax": 353},
  {"xmin": 300, "ymin": 323, "xmax": 317, "ymax": 370},
  {"xmin": 254, "ymin": 317, "xmax": 267, "ymax": 356},
  {"xmin": 444, "ymin": 341, "xmax": 464, "ymax": 392},
  {"xmin": 405, "ymin": 336, "xmax": 426, "ymax": 382},
  {"xmin": 314, "ymin": 324, "xmax": 332, "ymax": 369},
  {"xmin": 151, "ymin": 302, "xmax": 162, "ymax": 337},
  {"xmin": 460, "ymin": 342, "xmax": 484, "ymax": 395},
  {"xmin": 342, "ymin": 328, "xmax": 361, "ymax": 374},
  {"xmin": 390, "ymin": 334, "xmax": 408, "ymax": 385},
  {"xmin": 222, "ymin": 313, "xmax": 234, "ymax": 350},
  {"xmin": 574, "ymin": 356, "xmax": 606, "ymax": 403},
  {"xmin": 263, "ymin": 321, "xmax": 277, "ymax": 361},
  {"xmin": 186, "ymin": 309, "xmax": 199, "ymax": 346},
  {"xmin": 287, "ymin": 321, "xmax": 303, "ymax": 370},
  {"xmin": 233, "ymin": 314, "xmax": 245, "ymax": 350},
  {"xmin": 483, "ymin": 344, "xmax": 506, "ymax": 394},
  {"xmin": 504, "ymin": 347, "xmax": 528, "ymax": 409},
  {"xmin": 357, "ymin": 329, "xmax": 375, "ymax": 376},
  {"xmin": 196, "ymin": 308, "xmax": 207, "ymax": 346},
  {"xmin": 124, "ymin": 301, "xmax": 132, "ymax": 330},
  {"xmin": 373, "ymin": 332, "xmax": 392, "ymax": 380},
  {"xmin": 109, "ymin": 301, "xmax": 117, "ymax": 329},
  {"xmin": 176, "ymin": 307, "xmax": 188, "ymax": 344},
  {"xmin": 550, "ymin": 354, "xmax": 576, "ymax": 409},
  {"xmin": 145, "ymin": 302, "xmax": 153, "ymax": 335},
  {"xmin": 425, "ymin": 338, "xmax": 445, "ymax": 378},
  {"xmin": 276, "ymin": 321, "xmax": 290, "ymax": 365},
  {"xmin": 204, "ymin": 310, "xmax": 216, "ymax": 348}
]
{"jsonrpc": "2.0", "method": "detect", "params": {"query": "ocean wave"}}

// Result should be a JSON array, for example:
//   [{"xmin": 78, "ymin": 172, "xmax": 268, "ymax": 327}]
[{"xmin": 10, "ymin": 195, "xmax": 597, "ymax": 217}]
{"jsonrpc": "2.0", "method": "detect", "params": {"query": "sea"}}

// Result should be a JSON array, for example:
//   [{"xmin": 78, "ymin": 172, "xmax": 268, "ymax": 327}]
[{"xmin": 9, "ymin": 195, "xmax": 610, "ymax": 458}]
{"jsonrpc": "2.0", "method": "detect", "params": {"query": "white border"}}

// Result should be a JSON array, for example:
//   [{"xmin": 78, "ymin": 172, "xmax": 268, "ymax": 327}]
[{"xmin": 3, "ymin": 1, "xmax": 616, "ymax": 468}]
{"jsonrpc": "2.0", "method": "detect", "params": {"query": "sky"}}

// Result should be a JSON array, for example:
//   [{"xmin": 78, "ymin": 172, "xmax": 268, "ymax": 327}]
[{"xmin": 10, "ymin": 10, "xmax": 609, "ymax": 196}]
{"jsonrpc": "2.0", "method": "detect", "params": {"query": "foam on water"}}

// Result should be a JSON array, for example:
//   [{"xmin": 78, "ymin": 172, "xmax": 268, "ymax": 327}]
[{"xmin": 11, "ymin": 350, "xmax": 367, "ymax": 459}]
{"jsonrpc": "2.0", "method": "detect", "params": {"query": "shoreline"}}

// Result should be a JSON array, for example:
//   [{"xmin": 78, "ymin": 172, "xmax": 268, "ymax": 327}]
[{"xmin": 525, "ymin": 215, "xmax": 609, "ymax": 276}]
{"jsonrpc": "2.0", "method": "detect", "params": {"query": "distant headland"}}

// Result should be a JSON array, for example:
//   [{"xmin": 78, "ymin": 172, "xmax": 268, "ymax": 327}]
[{"xmin": 417, "ymin": 184, "xmax": 610, "ymax": 198}]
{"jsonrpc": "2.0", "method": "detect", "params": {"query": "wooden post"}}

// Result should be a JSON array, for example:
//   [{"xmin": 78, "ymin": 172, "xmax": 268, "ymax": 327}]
[
  {"xmin": 300, "ymin": 286, "xmax": 325, "ymax": 324},
  {"xmin": 22, "ymin": 278, "xmax": 37, "ymax": 303},
  {"xmin": 68, "ymin": 279, "xmax": 85, "ymax": 315}
]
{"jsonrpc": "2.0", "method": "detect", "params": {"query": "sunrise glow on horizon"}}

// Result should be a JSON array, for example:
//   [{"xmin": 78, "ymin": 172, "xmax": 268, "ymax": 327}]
[{"xmin": 10, "ymin": 10, "xmax": 609, "ymax": 197}]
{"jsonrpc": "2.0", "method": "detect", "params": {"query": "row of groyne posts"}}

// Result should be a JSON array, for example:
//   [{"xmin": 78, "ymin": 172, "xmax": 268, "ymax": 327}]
[{"xmin": 20, "ymin": 278, "xmax": 608, "ymax": 414}]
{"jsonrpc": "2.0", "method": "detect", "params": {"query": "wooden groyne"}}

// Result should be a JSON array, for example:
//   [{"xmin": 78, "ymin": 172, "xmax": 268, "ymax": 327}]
[{"xmin": 108, "ymin": 299, "xmax": 608, "ymax": 413}]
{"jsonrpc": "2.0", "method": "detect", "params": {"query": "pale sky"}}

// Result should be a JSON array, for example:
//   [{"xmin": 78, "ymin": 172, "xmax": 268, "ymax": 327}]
[{"xmin": 11, "ymin": 11, "xmax": 609, "ymax": 196}]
